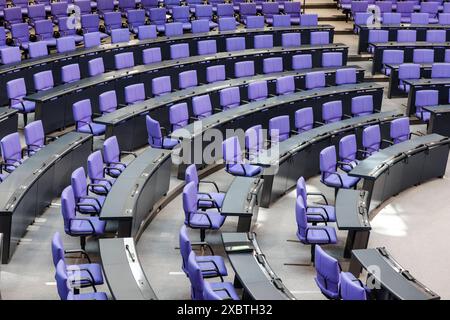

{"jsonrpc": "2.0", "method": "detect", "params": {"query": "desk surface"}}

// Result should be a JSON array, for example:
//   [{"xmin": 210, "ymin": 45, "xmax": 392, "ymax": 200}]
[
  {"xmin": 253, "ymin": 111, "xmax": 400, "ymax": 167},
  {"xmin": 221, "ymin": 177, "xmax": 262, "ymax": 216},
  {"xmin": 369, "ymin": 41, "xmax": 450, "ymax": 48},
  {"xmin": 25, "ymin": 43, "xmax": 347, "ymax": 103},
  {"xmin": 423, "ymin": 104, "xmax": 450, "ymax": 114},
  {"xmin": 403, "ymin": 78, "xmax": 450, "ymax": 86},
  {"xmin": 172, "ymin": 82, "xmax": 383, "ymax": 140},
  {"xmin": 349, "ymin": 134, "xmax": 449, "ymax": 179},
  {"xmin": 0, "ymin": 132, "xmax": 91, "ymax": 212},
  {"xmin": 0, "ymin": 108, "xmax": 17, "ymax": 121},
  {"xmin": 385, "ymin": 63, "xmax": 433, "ymax": 71},
  {"xmin": 99, "ymin": 237, "xmax": 157, "ymax": 300},
  {"xmin": 94, "ymin": 65, "xmax": 364, "ymax": 125},
  {"xmin": 222, "ymin": 232, "xmax": 295, "ymax": 300},
  {"xmin": 335, "ymin": 189, "xmax": 371, "ymax": 231},
  {"xmin": 100, "ymin": 147, "xmax": 171, "ymax": 220},
  {"xmin": 356, "ymin": 23, "xmax": 449, "ymax": 30},
  {"xmin": 352, "ymin": 248, "xmax": 439, "ymax": 300},
  {"xmin": 0, "ymin": 25, "xmax": 334, "ymax": 74}
]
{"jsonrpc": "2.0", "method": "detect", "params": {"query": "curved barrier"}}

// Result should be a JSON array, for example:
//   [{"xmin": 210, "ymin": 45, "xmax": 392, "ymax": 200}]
[{"xmin": 0, "ymin": 108, "xmax": 18, "ymax": 142}]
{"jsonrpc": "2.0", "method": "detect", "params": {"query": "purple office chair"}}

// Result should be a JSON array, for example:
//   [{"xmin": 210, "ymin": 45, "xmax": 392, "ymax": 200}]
[
  {"xmin": 195, "ymin": 4, "xmax": 217, "ymax": 28},
  {"xmin": 191, "ymin": 20, "xmax": 210, "ymax": 34},
  {"xmin": 206, "ymin": 65, "xmax": 226, "ymax": 83},
  {"xmin": 71, "ymin": 167, "xmax": 104, "ymax": 215},
  {"xmin": 367, "ymin": 30, "xmax": 389, "ymax": 53},
  {"xmin": 141, "ymin": 0, "xmax": 159, "ymax": 14},
  {"xmin": 102, "ymin": 135, "xmax": 136, "ymax": 178},
  {"xmin": 33, "ymin": 70, "xmax": 54, "ymax": 92},
  {"xmin": 55, "ymin": 260, "xmax": 108, "ymax": 300},
  {"xmin": 263, "ymin": 57, "xmax": 283, "ymax": 74},
  {"xmin": 72, "ymin": 99, "xmax": 106, "ymax": 135},
  {"xmin": 11, "ymin": 23, "xmax": 30, "ymax": 50},
  {"xmin": 362, "ymin": 124, "xmax": 381, "ymax": 156},
  {"xmin": 245, "ymin": 124, "xmax": 264, "ymax": 160},
  {"xmin": 198, "ymin": 40, "xmax": 217, "ymax": 55},
  {"xmin": 382, "ymin": 50, "xmax": 404, "ymax": 75},
  {"xmin": 169, "ymin": 102, "xmax": 189, "ymax": 131},
  {"xmin": 192, "ymin": 95, "xmax": 213, "ymax": 119},
  {"xmin": 88, "ymin": 57, "xmax": 105, "ymax": 77},
  {"xmin": 149, "ymin": 7, "xmax": 166, "ymax": 33},
  {"xmin": 170, "ymin": 43, "xmax": 190, "ymax": 59},
  {"xmin": 58, "ymin": 17, "xmax": 84, "ymax": 43},
  {"xmin": 431, "ymin": 63, "xmax": 450, "ymax": 78},
  {"xmin": 114, "ymin": 52, "xmax": 134, "ymax": 70},
  {"xmin": 84, "ymin": 32, "xmax": 102, "ymax": 48},
  {"xmin": 421, "ymin": 1, "xmax": 439, "ymax": 23},
  {"xmin": 438, "ymin": 13, "xmax": 450, "ymax": 25},
  {"xmin": 397, "ymin": 29, "xmax": 416, "ymax": 42},
  {"xmin": 61, "ymin": 64, "xmax": 81, "ymax": 84},
  {"xmin": 295, "ymin": 107, "xmax": 314, "ymax": 133},
  {"xmin": 273, "ymin": 14, "xmax": 291, "ymax": 27},
  {"xmin": 74, "ymin": 0, "xmax": 92, "ymax": 14},
  {"xmin": 29, "ymin": 41, "xmax": 48, "ymax": 58},
  {"xmin": 444, "ymin": 2, "xmax": 450, "ymax": 13},
  {"xmin": 306, "ymin": 71, "xmax": 326, "ymax": 90},
  {"xmin": 0, "ymin": 132, "xmax": 24, "ymax": 173},
  {"xmin": 351, "ymin": 95, "xmax": 374, "ymax": 117},
  {"xmin": 426, "ymin": 30, "xmax": 446, "ymax": 43},
  {"xmin": 179, "ymin": 225, "xmax": 227, "ymax": 280},
  {"xmin": 118, "ymin": 0, "xmax": 136, "ymax": 15},
  {"xmin": 111, "ymin": 28, "xmax": 130, "ymax": 44},
  {"xmin": 226, "ymin": 37, "xmax": 246, "ymax": 52},
  {"xmin": 217, "ymin": 3, "xmax": 234, "ymax": 18},
  {"xmin": 300, "ymin": 13, "xmax": 318, "ymax": 26},
  {"xmin": 87, "ymin": 150, "xmax": 115, "ymax": 196},
  {"xmin": 248, "ymin": 80, "xmax": 268, "ymax": 102},
  {"xmin": 276, "ymin": 76, "xmax": 295, "ymax": 96},
  {"xmin": 398, "ymin": 63, "xmax": 420, "ymax": 92},
  {"xmin": 322, "ymin": 52, "xmax": 343, "ymax": 68},
  {"xmin": 56, "ymin": 36, "xmax": 76, "ymax": 53},
  {"xmin": 220, "ymin": 87, "xmax": 240, "ymax": 110},
  {"xmin": 446, "ymin": 49, "xmax": 450, "ymax": 63},
  {"xmin": 311, "ymin": 31, "xmax": 330, "ymax": 45},
  {"xmin": 262, "ymin": 2, "xmax": 278, "ymax": 25},
  {"xmin": 222, "ymin": 136, "xmax": 262, "ymax": 177},
  {"xmin": 297, "ymin": 176, "xmax": 336, "ymax": 223},
  {"xmin": 183, "ymin": 181, "xmax": 226, "ymax": 242},
  {"xmin": 320, "ymin": 145, "xmax": 360, "ymax": 192},
  {"xmin": 410, "ymin": 13, "xmax": 429, "ymax": 25},
  {"xmin": 179, "ymin": 70, "xmax": 198, "ymax": 90},
  {"xmin": 24, "ymin": 120, "xmax": 48, "ymax": 156},
  {"xmin": 104, "ymin": 12, "xmax": 123, "ymax": 34},
  {"xmin": 282, "ymin": 32, "xmax": 301, "ymax": 48},
  {"xmin": 322, "ymin": 101, "xmax": 342, "ymax": 124},
  {"xmin": 146, "ymin": 115, "xmax": 179, "ymax": 149},
  {"xmin": 186, "ymin": 251, "xmax": 240, "ymax": 300},
  {"xmin": 4, "ymin": 7, "xmax": 23, "ymax": 29},
  {"xmin": 354, "ymin": 13, "xmax": 374, "ymax": 33},
  {"xmin": 335, "ymin": 68, "xmax": 357, "ymax": 85},
  {"xmin": 124, "ymin": 83, "xmax": 146, "ymax": 105},
  {"xmin": 218, "ymin": 17, "xmax": 237, "ymax": 32},
  {"xmin": 314, "ymin": 245, "xmax": 340, "ymax": 298},
  {"xmin": 390, "ymin": 117, "xmax": 411, "ymax": 144},
  {"xmin": 128, "ymin": 9, "xmax": 146, "ymax": 34},
  {"xmin": 27, "ymin": 4, "xmax": 46, "ymax": 27},
  {"xmin": 284, "ymin": 1, "xmax": 301, "ymax": 24},
  {"xmin": 397, "ymin": 1, "xmax": 415, "ymax": 23},
  {"xmin": 6, "ymin": 78, "xmax": 36, "ymax": 125},
  {"xmin": 338, "ymin": 134, "xmax": 359, "ymax": 172},
  {"xmin": 234, "ymin": 60, "xmax": 255, "ymax": 78},
  {"xmin": 296, "ymin": 200, "xmax": 337, "ymax": 262},
  {"xmin": 81, "ymin": 14, "xmax": 108, "ymax": 39},
  {"xmin": 269, "ymin": 115, "xmax": 291, "ymax": 143},
  {"xmin": 339, "ymin": 271, "xmax": 368, "ymax": 300},
  {"xmin": 415, "ymin": 90, "xmax": 438, "ymax": 122},
  {"xmin": 0, "ymin": 27, "xmax": 6, "ymax": 50},
  {"xmin": 98, "ymin": 90, "xmax": 117, "ymax": 114},
  {"xmin": 292, "ymin": 54, "xmax": 313, "ymax": 70},
  {"xmin": 185, "ymin": 164, "xmax": 225, "ymax": 210},
  {"xmin": 138, "ymin": 25, "xmax": 157, "ymax": 40},
  {"xmin": 152, "ymin": 76, "xmax": 172, "ymax": 97},
  {"xmin": 246, "ymin": 15, "xmax": 265, "ymax": 29},
  {"xmin": 142, "ymin": 47, "xmax": 162, "ymax": 65},
  {"xmin": 165, "ymin": 22, "xmax": 184, "ymax": 37},
  {"xmin": 413, "ymin": 49, "xmax": 434, "ymax": 64},
  {"xmin": 60, "ymin": 185, "xmax": 106, "ymax": 251},
  {"xmin": 52, "ymin": 232, "xmax": 104, "ymax": 291},
  {"xmin": 239, "ymin": 3, "xmax": 257, "ymax": 24},
  {"xmin": 172, "ymin": 6, "xmax": 191, "ymax": 31},
  {"xmin": 254, "ymin": 34, "xmax": 274, "ymax": 49}
]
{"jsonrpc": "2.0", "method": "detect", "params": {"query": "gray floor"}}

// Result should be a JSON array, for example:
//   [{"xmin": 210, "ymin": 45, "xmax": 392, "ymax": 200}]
[{"xmin": 1, "ymin": 0, "xmax": 447, "ymax": 300}]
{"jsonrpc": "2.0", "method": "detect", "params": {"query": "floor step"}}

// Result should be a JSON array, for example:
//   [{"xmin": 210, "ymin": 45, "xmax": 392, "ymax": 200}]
[
  {"xmin": 348, "ymin": 54, "xmax": 372, "ymax": 61},
  {"xmin": 304, "ymin": 3, "xmax": 337, "ymax": 9},
  {"xmin": 318, "ymin": 15, "xmax": 347, "ymax": 21},
  {"xmin": 335, "ymin": 29, "xmax": 354, "ymax": 35},
  {"xmin": 364, "ymin": 76, "xmax": 389, "ymax": 83}
]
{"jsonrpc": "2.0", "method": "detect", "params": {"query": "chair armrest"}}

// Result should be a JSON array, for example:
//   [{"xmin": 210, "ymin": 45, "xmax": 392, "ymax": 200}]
[
  {"xmin": 199, "ymin": 180, "xmax": 220, "ymax": 192},
  {"xmin": 64, "ymin": 249, "xmax": 92, "ymax": 263},
  {"xmin": 306, "ymin": 192, "xmax": 329, "ymax": 205},
  {"xmin": 191, "ymin": 242, "xmax": 215, "ymax": 255}
]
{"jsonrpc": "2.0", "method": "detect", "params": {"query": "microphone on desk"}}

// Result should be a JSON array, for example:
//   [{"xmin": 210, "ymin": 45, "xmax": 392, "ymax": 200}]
[{"xmin": 125, "ymin": 244, "xmax": 135, "ymax": 262}]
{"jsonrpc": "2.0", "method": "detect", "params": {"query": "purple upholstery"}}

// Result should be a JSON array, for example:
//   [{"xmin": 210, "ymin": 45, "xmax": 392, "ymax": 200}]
[
  {"xmin": 104, "ymin": 11, "xmax": 123, "ymax": 33},
  {"xmin": 351, "ymin": 95, "xmax": 374, "ymax": 117},
  {"xmin": 226, "ymin": 37, "xmax": 246, "ymax": 52},
  {"xmin": 88, "ymin": 57, "xmax": 105, "ymax": 77},
  {"xmin": 4, "ymin": 7, "xmax": 23, "ymax": 29},
  {"xmin": 172, "ymin": 6, "xmax": 192, "ymax": 30},
  {"xmin": 138, "ymin": 25, "xmax": 157, "ymax": 40},
  {"xmin": 169, "ymin": 102, "xmax": 189, "ymax": 130},
  {"xmin": 314, "ymin": 245, "xmax": 340, "ymax": 299},
  {"xmin": 0, "ymin": 132, "xmax": 23, "ymax": 172},
  {"xmin": 102, "ymin": 135, "xmax": 132, "ymax": 178},
  {"xmin": 51, "ymin": 2, "xmax": 68, "ymax": 25},
  {"xmin": 87, "ymin": 150, "xmax": 115, "ymax": 195},
  {"xmin": 390, "ymin": 117, "xmax": 410, "ymax": 144},
  {"xmin": 99, "ymin": 90, "xmax": 117, "ymax": 114},
  {"xmin": 58, "ymin": 17, "xmax": 84, "ymax": 43},
  {"xmin": 128, "ymin": 9, "xmax": 146, "ymax": 34},
  {"xmin": 217, "ymin": 3, "xmax": 234, "ymax": 18},
  {"xmin": 282, "ymin": 32, "xmax": 301, "ymax": 47},
  {"xmin": 239, "ymin": 3, "xmax": 257, "ymax": 23},
  {"xmin": 273, "ymin": 14, "xmax": 291, "ymax": 27},
  {"xmin": 295, "ymin": 107, "xmax": 314, "ymax": 133},
  {"xmin": 234, "ymin": 61, "xmax": 255, "ymax": 78},
  {"xmin": 397, "ymin": 1, "xmax": 415, "ymax": 23},
  {"xmin": 446, "ymin": 49, "xmax": 450, "ymax": 63},
  {"xmin": 397, "ymin": 29, "xmax": 416, "ymax": 42},
  {"xmin": 206, "ymin": 65, "xmax": 226, "ymax": 83},
  {"xmin": 152, "ymin": 76, "xmax": 172, "ymax": 96},
  {"xmin": 335, "ymin": 68, "xmax": 357, "ymax": 85},
  {"xmin": 262, "ymin": 2, "xmax": 278, "ymax": 24},
  {"xmin": 192, "ymin": 94, "xmax": 213, "ymax": 119},
  {"xmin": 382, "ymin": 50, "xmax": 404, "ymax": 75},
  {"xmin": 198, "ymin": 40, "xmax": 217, "ymax": 55},
  {"xmin": 165, "ymin": 22, "xmax": 184, "ymax": 37},
  {"xmin": 29, "ymin": 41, "xmax": 49, "ymax": 58},
  {"xmin": 300, "ymin": 13, "xmax": 318, "ymax": 26},
  {"xmin": 420, "ymin": 1, "xmax": 439, "ymax": 23},
  {"xmin": 118, "ymin": 0, "xmax": 136, "ymax": 15},
  {"xmin": 410, "ymin": 13, "xmax": 429, "ymax": 24},
  {"xmin": 339, "ymin": 134, "xmax": 359, "ymax": 172},
  {"xmin": 83, "ymin": 32, "xmax": 102, "ymax": 48},
  {"xmin": 222, "ymin": 136, "xmax": 261, "ymax": 177},
  {"xmin": 75, "ymin": 0, "xmax": 92, "ymax": 14},
  {"xmin": 73, "ymin": 99, "xmax": 106, "ymax": 135},
  {"xmin": 426, "ymin": 30, "xmax": 446, "ymax": 43},
  {"xmin": 11, "ymin": 23, "xmax": 30, "ymax": 50},
  {"xmin": 322, "ymin": 100, "xmax": 342, "ymax": 124},
  {"xmin": 297, "ymin": 176, "xmax": 336, "ymax": 223},
  {"xmin": 114, "ymin": 52, "xmax": 134, "ymax": 70},
  {"xmin": 179, "ymin": 70, "xmax": 198, "ymax": 90},
  {"xmin": 142, "ymin": 47, "xmax": 162, "ymax": 65},
  {"xmin": 339, "ymin": 272, "xmax": 368, "ymax": 300},
  {"xmin": 368, "ymin": 29, "xmax": 389, "ymax": 53},
  {"xmin": 7, "ymin": 78, "xmax": 35, "ymax": 124},
  {"xmin": 320, "ymin": 145, "xmax": 360, "ymax": 189},
  {"xmin": 149, "ymin": 8, "xmax": 166, "ymax": 32},
  {"xmin": 146, "ymin": 115, "xmax": 179, "ymax": 149},
  {"xmin": 220, "ymin": 87, "xmax": 240, "ymax": 109},
  {"xmin": 246, "ymin": 15, "xmax": 265, "ymax": 29},
  {"xmin": 382, "ymin": 12, "xmax": 401, "ymax": 24},
  {"xmin": 24, "ymin": 120, "xmax": 45, "ymax": 156},
  {"xmin": 191, "ymin": 20, "xmax": 210, "ymax": 33},
  {"xmin": 305, "ymin": 71, "xmax": 326, "ymax": 89},
  {"xmin": 245, "ymin": 124, "xmax": 264, "ymax": 160},
  {"xmin": 284, "ymin": 1, "xmax": 301, "ymax": 24},
  {"xmin": 269, "ymin": 115, "xmax": 290, "ymax": 142},
  {"xmin": 438, "ymin": 13, "xmax": 450, "ymax": 25},
  {"xmin": 413, "ymin": 49, "xmax": 434, "ymax": 64},
  {"xmin": 33, "ymin": 70, "xmax": 54, "ymax": 92},
  {"xmin": 398, "ymin": 63, "xmax": 420, "ymax": 92},
  {"xmin": 263, "ymin": 57, "xmax": 283, "ymax": 74},
  {"xmin": 276, "ymin": 75, "xmax": 295, "ymax": 95},
  {"xmin": 254, "ymin": 34, "xmax": 274, "ymax": 49},
  {"xmin": 170, "ymin": 43, "xmax": 190, "ymax": 59},
  {"xmin": 81, "ymin": 14, "xmax": 108, "ymax": 39},
  {"xmin": 195, "ymin": 5, "xmax": 217, "ymax": 28},
  {"xmin": 292, "ymin": 54, "xmax": 312, "ymax": 70},
  {"xmin": 56, "ymin": 36, "xmax": 76, "ymax": 53},
  {"xmin": 415, "ymin": 90, "xmax": 438, "ymax": 121},
  {"xmin": 322, "ymin": 52, "xmax": 343, "ymax": 67},
  {"xmin": 362, "ymin": 124, "xmax": 381, "ymax": 156},
  {"xmin": 311, "ymin": 31, "xmax": 329, "ymax": 45},
  {"xmin": 71, "ymin": 167, "xmax": 104, "ymax": 214},
  {"xmin": 431, "ymin": 63, "xmax": 450, "ymax": 78},
  {"xmin": 185, "ymin": 164, "xmax": 225, "ymax": 210},
  {"xmin": 248, "ymin": 80, "xmax": 268, "ymax": 102},
  {"xmin": 27, "ymin": 4, "xmax": 46, "ymax": 26},
  {"xmin": 218, "ymin": 17, "xmax": 237, "ymax": 31},
  {"xmin": 111, "ymin": 28, "xmax": 130, "ymax": 44},
  {"xmin": 124, "ymin": 83, "xmax": 146, "ymax": 105}
]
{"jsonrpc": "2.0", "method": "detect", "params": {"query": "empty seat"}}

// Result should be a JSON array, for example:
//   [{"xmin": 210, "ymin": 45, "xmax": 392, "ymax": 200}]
[
  {"xmin": 124, "ymin": 83, "xmax": 146, "ymax": 105},
  {"xmin": 152, "ymin": 76, "xmax": 172, "ymax": 96},
  {"xmin": 197, "ymin": 40, "xmax": 217, "ymax": 55},
  {"xmin": 142, "ymin": 47, "xmax": 162, "ymax": 65},
  {"xmin": 72, "ymin": 99, "xmax": 106, "ymax": 135},
  {"xmin": 276, "ymin": 76, "xmax": 295, "ymax": 95},
  {"xmin": 83, "ymin": 32, "xmax": 102, "ymax": 48},
  {"xmin": 397, "ymin": 29, "xmax": 417, "ymax": 42},
  {"xmin": 262, "ymin": 2, "xmax": 279, "ymax": 24},
  {"xmin": 172, "ymin": 6, "xmax": 191, "ymax": 30},
  {"xmin": 339, "ymin": 272, "xmax": 368, "ymax": 300},
  {"xmin": 254, "ymin": 34, "xmax": 274, "ymax": 49},
  {"xmin": 335, "ymin": 68, "xmax": 357, "ymax": 85},
  {"xmin": 284, "ymin": 1, "xmax": 301, "ymax": 24},
  {"xmin": 305, "ymin": 71, "xmax": 326, "ymax": 90},
  {"xmin": 149, "ymin": 7, "xmax": 166, "ymax": 32},
  {"xmin": 226, "ymin": 37, "xmax": 246, "ymax": 52},
  {"xmin": 102, "ymin": 135, "xmax": 136, "ymax": 178},
  {"xmin": 431, "ymin": 63, "xmax": 450, "ymax": 78},
  {"xmin": 191, "ymin": 20, "xmax": 210, "ymax": 33},
  {"xmin": 29, "ymin": 41, "xmax": 48, "ymax": 58},
  {"xmin": 111, "ymin": 28, "xmax": 130, "ymax": 43},
  {"xmin": 146, "ymin": 115, "xmax": 179, "ymax": 149},
  {"xmin": 87, "ymin": 151, "xmax": 115, "ymax": 195},
  {"xmin": 338, "ymin": 134, "xmax": 359, "ymax": 172},
  {"xmin": 248, "ymin": 80, "xmax": 268, "ymax": 102},
  {"xmin": 382, "ymin": 50, "xmax": 404, "ymax": 75},
  {"xmin": 245, "ymin": 124, "xmax": 264, "ymax": 160},
  {"xmin": 415, "ymin": 90, "xmax": 438, "ymax": 122},
  {"xmin": 138, "ymin": 25, "xmax": 157, "ymax": 40},
  {"xmin": 88, "ymin": 57, "xmax": 105, "ymax": 77},
  {"xmin": 128, "ymin": 9, "xmax": 146, "ymax": 34},
  {"xmin": 71, "ymin": 167, "xmax": 104, "ymax": 215},
  {"xmin": 282, "ymin": 32, "xmax": 301, "ymax": 48},
  {"xmin": 273, "ymin": 14, "xmax": 291, "ymax": 27},
  {"xmin": 192, "ymin": 94, "xmax": 213, "ymax": 119},
  {"xmin": 103, "ymin": 11, "xmax": 122, "ymax": 34},
  {"xmin": 0, "ymin": 132, "xmax": 24, "ymax": 173},
  {"xmin": 390, "ymin": 117, "xmax": 411, "ymax": 144},
  {"xmin": 220, "ymin": 87, "xmax": 240, "ymax": 110},
  {"xmin": 320, "ymin": 145, "xmax": 360, "ymax": 191},
  {"xmin": 33, "ymin": 70, "xmax": 54, "ymax": 92},
  {"xmin": 234, "ymin": 61, "xmax": 255, "ymax": 78},
  {"xmin": 263, "ymin": 57, "xmax": 283, "ymax": 74},
  {"xmin": 382, "ymin": 12, "xmax": 401, "ymax": 24},
  {"xmin": 11, "ymin": 23, "xmax": 30, "ymax": 50},
  {"xmin": 6, "ymin": 78, "xmax": 35, "ymax": 125},
  {"xmin": 398, "ymin": 63, "xmax": 420, "ymax": 92},
  {"xmin": 322, "ymin": 101, "xmax": 342, "ymax": 124},
  {"xmin": 56, "ymin": 36, "xmax": 76, "ymax": 53},
  {"xmin": 222, "ymin": 136, "xmax": 261, "ymax": 177},
  {"xmin": 269, "ymin": 115, "xmax": 290, "ymax": 142},
  {"xmin": 27, "ymin": 4, "xmax": 46, "ymax": 27},
  {"xmin": 165, "ymin": 22, "xmax": 184, "ymax": 36},
  {"xmin": 314, "ymin": 245, "xmax": 341, "ymax": 298},
  {"xmin": 246, "ymin": 15, "xmax": 265, "ymax": 29},
  {"xmin": 322, "ymin": 52, "xmax": 343, "ymax": 67},
  {"xmin": 300, "ymin": 13, "xmax": 318, "ymax": 26},
  {"xmin": 170, "ymin": 43, "xmax": 190, "ymax": 59},
  {"xmin": 169, "ymin": 102, "xmax": 189, "ymax": 130},
  {"xmin": 426, "ymin": 30, "xmax": 446, "ymax": 43},
  {"xmin": 24, "ymin": 120, "xmax": 46, "ymax": 156},
  {"xmin": 179, "ymin": 70, "xmax": 198, "ymax": 90},
  {"xmin": 292, "ymin": 54, "xmax": 313, "ymax": 70},
  {"xmin": 410, "ymin": 12, "xmax": 429, "ymax": 24},
  {"xmin": 206, "ymin": 65, "xmax": 226, "ymax": 83},
  {"xmin": 99, "ymin": 90, "xmax": 118, "ymax": 114},
  {"xmin": 195, "ymin": 4, "xmax": 217, "ymax": 28},
  {"xmin": 81, "ymin": 14, "xmax": 108, "ymax": 39},
  {"xmin": 362, "ymin": 124, "xmax": 381, "ymax": 156},
  {"xmin": 239, "ymin": 3, "xmax": 257, "ymax": 24},
  {"xmin": 413, "ymin": 49, "xmax": 434, "ymax": 64},
  {"xmin": 114, "ymin": 52, "xmax": 135, "ymax": 70},
  {"xmin": 351, "ymin": 95, "xmax": 374, "ymax": 117},
  {"xmin": 218, "ymin": 17, "xmax": 237, "ymax": 31},
  {"xmin": 368, "ymin": 30, "xmax": 389, "ymax": 53},
  {"xmin": 295, "ymin": 107, "xmax": 314, "ymax": 133}
]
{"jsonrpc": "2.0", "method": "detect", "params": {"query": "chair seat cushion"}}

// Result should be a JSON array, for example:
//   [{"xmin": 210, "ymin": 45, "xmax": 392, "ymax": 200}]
[
  {"xmin": 43, "ymin": 38, "xmax": 57, "ymax": 46},
  {"xmin": 227, "ymin": 164, "xmax": 261, "ymax": 177},
  {"xmin": 315, "ymin": 277, "xmax": 340, "ymax": 299},
  {"xmin": 297, "ymin": 226, "xmax": 337, "ymax": 244},
  {"xmin": 196, "ymin": 255, "xmax": 228, "ymax": 277},
  {"xmin": 161, "ymin": 137, "xmax": 179, "ymax": 149},
  {"xmin": 181, "ymin": 22, "xmax": 192, "ymax": 30},
  {"xmin": 398, "ymin": 83, "xmax": 411, "ymax": 93},
  {"xmin": 323, "ymin": 173, "xmax": 360, "ymax": 188},
  {"xmin": 0, "ymin": 173, "xmax": 7, "ymax": 182},
  {"xmin": 78, "ymin": 123, "xmax": 106, "ymax": 135},
  {"xmin": 209, "ymin": 281, "xmax": 240, "ymax": 300},
  {"xmin": 198, "ymin": 192, "xmax": 225, "ymax": 209},
  {"xmin": 106, "ymin": 163, "xmax": 126, "ymax": 178},
  {"xmin": 340, "ymin": 160, "xmax": 359, "ymax": 172},
  {"xmin": 91, "ymin": 178, "xmax": 115, "ymax": 194},
  {"xmin": 69, "ymin": 291, "xmax": 108, "ymax": 300},
  {"xmin": 188, "ymin": 211, "xmax": 226, "ymax": 229},
  {"xmin": 67, "ymin": 263, "xmax": 104, "ymax": 285},
  {"xmin": 77, "ymin": 195, "xmax": 105, "ymax": 214},
  {"xmin": 307, "ymin": 205, "xmax": 336, "ymax": 223},
  {"xmin": 69, "ymin": 217, "xmax": 106, "ymax": 235}
]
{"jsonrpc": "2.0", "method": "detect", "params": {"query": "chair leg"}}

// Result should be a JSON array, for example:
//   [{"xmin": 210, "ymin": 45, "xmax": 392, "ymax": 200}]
[
  {"xmin": 23, "ymin": 113, "xmax": 28, "ymax": 126},
  {"xmin": 80, "ymin": 236, "xmax": 86, "ymax": 251},
  {"xmin": 200, "ymin": 229, "xmax": 206, "ymax": 242},
  {"xmin": 311, "ymin": 244, "xmax": 316, "ymax": 263},
  {"xmin": 334, "ymin": 188, "xmax": 338, "ymax": 199}
]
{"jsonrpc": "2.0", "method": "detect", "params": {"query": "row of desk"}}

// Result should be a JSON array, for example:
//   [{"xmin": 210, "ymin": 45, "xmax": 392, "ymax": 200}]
[
  {"xmin": 95, "ymin": 65, "xmax": 365, "ymax": 151},
  {"xmin": 386, "ymin": 62, "xmax": 433, "ymax": 98},
  {"xmin": 24, "ymin": 43, "xmax": 349, "ymax": 134},
  {"xmin": 0, "ymin": 25, "xmax": 334, "ymax": 106},
  {"xmin": 0, "ymin": 132, "xmax": 93, "ymax": 263},
  {"xmin": 405, "ymin": 77, "xmax": 450, "ymax": 118}
]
